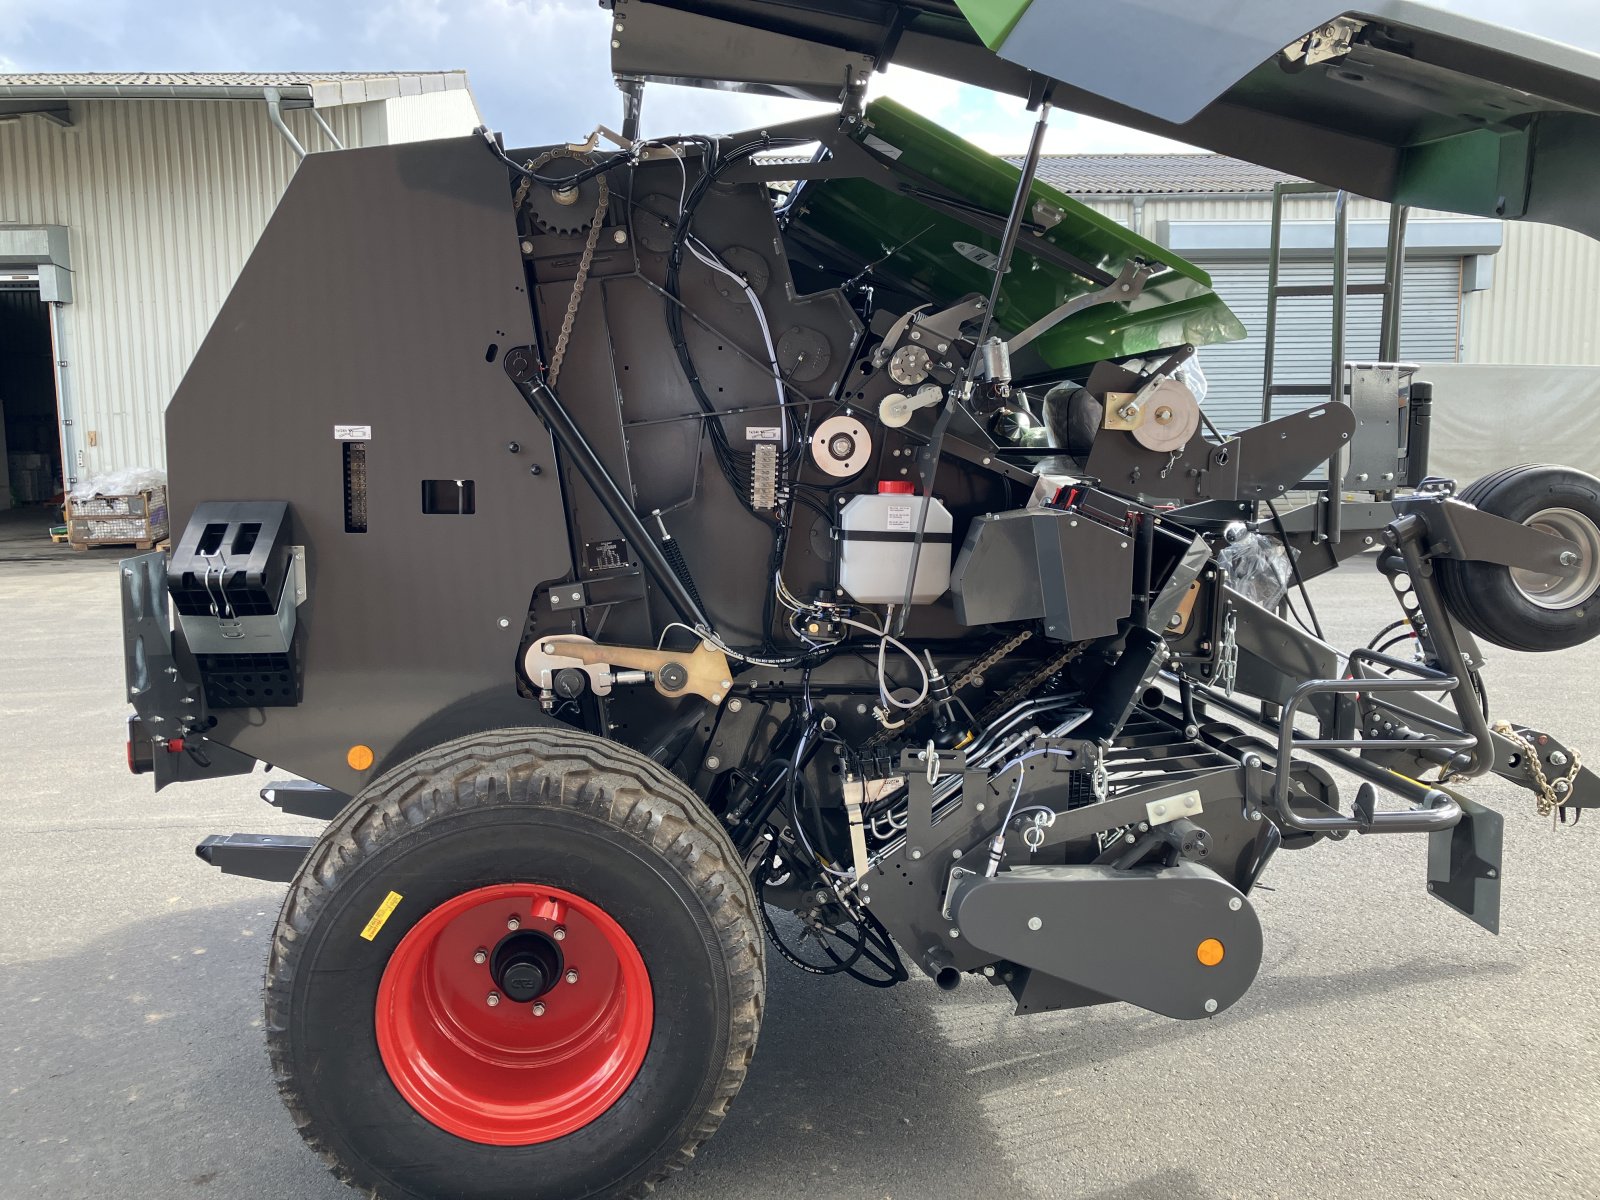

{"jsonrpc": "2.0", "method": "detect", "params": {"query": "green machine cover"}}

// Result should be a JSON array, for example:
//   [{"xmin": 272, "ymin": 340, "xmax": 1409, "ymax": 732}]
[{"xmin": 785, "ymin": 98, "xmax": 1244, "ymax": 371}]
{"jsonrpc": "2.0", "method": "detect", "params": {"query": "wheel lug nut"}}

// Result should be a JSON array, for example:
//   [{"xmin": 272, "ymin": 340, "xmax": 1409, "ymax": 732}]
[
  {"xmin": 532, "ymin": 1002, "xmax": 546, "ymax": 1017},
  {"xmin": 473, "ymin": 948, "xmax": 488, "ymax": 964},
  {"xmin": 553, "ymin": 927, "xmax": 567, "ymax": 941},
  {"xmin": 507, "ymin": 916, "xmax": 521, "ymax": 931},
  {"xmin": 486, "ymin": 992, "xmax": 501, "ymax": 1007},
  {"xmin": 564, "ymin": 969, "xmax": 579, "ymax": 985}
]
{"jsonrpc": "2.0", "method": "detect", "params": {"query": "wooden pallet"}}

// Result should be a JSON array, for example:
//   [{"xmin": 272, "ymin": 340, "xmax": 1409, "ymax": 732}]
[{"xmin": 69, "ymin": 536, "xmax": 169, "ymax": 553}]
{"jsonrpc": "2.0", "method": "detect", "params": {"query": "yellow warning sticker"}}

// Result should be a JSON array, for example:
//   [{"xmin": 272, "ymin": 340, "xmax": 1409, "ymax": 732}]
[{"xmin": 359, "ymin": 890, "xmax": 404, "ymax": 942}]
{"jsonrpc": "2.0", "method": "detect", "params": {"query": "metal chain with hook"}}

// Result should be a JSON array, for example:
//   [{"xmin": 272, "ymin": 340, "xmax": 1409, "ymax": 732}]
[
  {"xmin": 1492, "ymin": 720, "xmax": 1583, "ymax": 821},
  {"xmin": 517, "ymin": 148, "xmax": 610, "ymax": 389}
]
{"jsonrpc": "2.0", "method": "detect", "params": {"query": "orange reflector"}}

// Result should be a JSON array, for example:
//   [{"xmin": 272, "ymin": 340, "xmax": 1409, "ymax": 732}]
[
  {"xmin": 347, "ymin": 744, "xmax": 375, "ymax": 771},
  {"xmin": 1196, "ymin": 938, "xmax": 1225, "ymax": 967}
]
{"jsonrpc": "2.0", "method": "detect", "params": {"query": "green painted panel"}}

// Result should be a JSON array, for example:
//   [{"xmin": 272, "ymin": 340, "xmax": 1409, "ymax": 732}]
[
  {"xmin": 787, "ymin": 98, "xmax": 1245, "ymax": 370},
  {"xmin": 1397, "ymin": 126, "xmax": 1532, "ymax": 220},
  {"xmin": 953, "ymin": 0, "xmax": 1032, "ymax": 48}
]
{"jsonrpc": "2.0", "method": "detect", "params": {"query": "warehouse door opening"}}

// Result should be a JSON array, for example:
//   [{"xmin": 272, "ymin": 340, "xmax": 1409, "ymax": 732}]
[{"xmin": 0, "ymin": 281, "xmax": 62, "ymax": 510}]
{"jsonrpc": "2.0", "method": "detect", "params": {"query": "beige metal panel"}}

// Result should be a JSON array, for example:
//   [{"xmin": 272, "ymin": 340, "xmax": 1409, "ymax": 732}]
[
  {"xmin": 1079, "ymin": 198, "xmax": 1132, "ymax": 225},
  {"xmin": 1135, "ymin": 195, "xmax": 1393, "ymax": 233},
  {"xmin": 0, "ymin": 99, "xmax": 363, "ymax": 478},
  {"xmin": 381, "ymin": 91, "xmax": 483, "ymax": 143},
  {"xmin": 1462, "ymin": 221, "xmax": 1600, "ymax": 366}
]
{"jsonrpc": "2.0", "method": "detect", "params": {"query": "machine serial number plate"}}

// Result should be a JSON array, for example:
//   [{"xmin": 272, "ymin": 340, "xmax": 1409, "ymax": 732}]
[{"xmin": 583, "ymin": 539, "xmax": 630, "ymax": 572}]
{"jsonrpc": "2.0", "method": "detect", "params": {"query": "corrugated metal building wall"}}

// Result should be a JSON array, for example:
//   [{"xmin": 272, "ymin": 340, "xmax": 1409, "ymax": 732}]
[
  {"xmin": 0, "ymin": 86, "xmax": 479, "ymax": 485},
  {"xmin": 1, "ymin": 100, "xmax": 363, "ymax": 478},
  {"xmin": 1461, "ymin": 221, "xmax": 1600, "ymax": 365},
  {"xmin": 1190, "ymin": 258, "xmax": 1461, "ymax": 432},
  {"xmin": 1082, "ymin": 191, "xmax": 1600, "ymax": 371}
]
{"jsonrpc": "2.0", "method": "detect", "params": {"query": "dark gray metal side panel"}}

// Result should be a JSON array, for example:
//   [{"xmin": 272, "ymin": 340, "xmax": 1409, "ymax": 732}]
[
  {"xmin": 950, "ymin": 508, "xmax": 1133, "ymax": 639},
  {"xmin": 165, "ymin": 137, "xmax": 568, "ymax": 794}
]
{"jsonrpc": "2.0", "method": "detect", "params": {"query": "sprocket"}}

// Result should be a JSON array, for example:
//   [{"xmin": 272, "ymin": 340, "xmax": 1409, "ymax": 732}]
[{"xmin": 522, "ymin": 153, "xmax": 601, "ymax": 238}]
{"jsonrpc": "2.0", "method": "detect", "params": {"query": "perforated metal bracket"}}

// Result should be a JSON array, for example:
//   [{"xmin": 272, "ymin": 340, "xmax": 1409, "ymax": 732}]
[{"xmin": 899, "ymin": 746, "xmax": 968, "ymax": 861}]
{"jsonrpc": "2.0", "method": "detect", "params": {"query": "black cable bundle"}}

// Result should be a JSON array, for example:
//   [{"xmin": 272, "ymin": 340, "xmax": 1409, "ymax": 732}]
[{"xmin": 660, "ymin": 135, "xmax": 810, "ymax": 513}]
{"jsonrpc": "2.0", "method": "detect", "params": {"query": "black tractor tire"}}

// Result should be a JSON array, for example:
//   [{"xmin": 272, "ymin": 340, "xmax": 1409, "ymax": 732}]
[
  {"xmin": 265, "ymin": 728, "xmax": 764, "ymax": 1200},
  {"xmin": 1435, "ymin": 464, "xmax": 1600, "ymax": 653}
]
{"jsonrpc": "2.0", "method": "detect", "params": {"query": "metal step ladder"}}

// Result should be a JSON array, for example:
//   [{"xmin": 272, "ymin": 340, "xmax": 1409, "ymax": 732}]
[
  {"xmin": 1261, "ymin": 182, "xmax": 1412, "ymax": 421},
  {"xmin": 1260, "ymin": 183, "xmax": 1415, "ymax": 538}
]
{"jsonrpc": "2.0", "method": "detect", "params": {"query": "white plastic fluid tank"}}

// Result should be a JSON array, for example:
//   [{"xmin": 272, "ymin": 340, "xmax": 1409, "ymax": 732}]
[{"xmin": 838, "ymin": 481, "xmax": 953, "ymax": 606}]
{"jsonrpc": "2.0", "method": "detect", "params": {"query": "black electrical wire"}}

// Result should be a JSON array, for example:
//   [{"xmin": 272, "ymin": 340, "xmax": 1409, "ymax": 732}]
[
  {"xmin": 1263, "ymin": 498, "xmax": 1326, "ymax": 640},
  {"xmin": 785, "ymin": 719, "xmax": 833, "ymax": 865},
  {"xmin": 1374, "ymin": 632, "xmax": 1419, "ymax": 658},
  {"xmin": 1281, "ymin": 590, "xmax": 1318, "ymax": 637},
  {"xmin": 1366, "ymin": 618, "xmax": 1414, "ymax": 651},
  {"xmin": 661, "ymin": 135, "xmax": 810, "ymax": 511},
  {"xmin": 477, "ymin": 125, "xmax": 629, "ymax": 188}
]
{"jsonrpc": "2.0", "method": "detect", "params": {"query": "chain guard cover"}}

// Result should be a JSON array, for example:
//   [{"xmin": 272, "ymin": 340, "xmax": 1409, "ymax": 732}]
[{"xmin": 951, "ymin": 861, "xmax": 1262, "ymax": 1019}]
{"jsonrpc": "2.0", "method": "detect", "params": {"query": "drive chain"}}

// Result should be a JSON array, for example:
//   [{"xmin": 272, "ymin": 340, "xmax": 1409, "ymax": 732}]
[
  {"xmin": 517, "ymin": 149, "xmax": 610, "ymax": 389},
  {"xmin": 969, "ymin": 642, "xmax": 1086, "ymax": 730}
]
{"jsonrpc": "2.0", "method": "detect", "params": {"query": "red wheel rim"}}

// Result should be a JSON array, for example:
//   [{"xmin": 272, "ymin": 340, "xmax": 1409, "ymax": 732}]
[{"xmin": 375, "ymin": 883, "xmax": 653, "ymax": 1144}]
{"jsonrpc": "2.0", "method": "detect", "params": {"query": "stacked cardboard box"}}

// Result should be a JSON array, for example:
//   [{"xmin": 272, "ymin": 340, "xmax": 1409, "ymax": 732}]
[{"xmin": 6, "ymin": 453, "xmax": 56, "ymax": 505}]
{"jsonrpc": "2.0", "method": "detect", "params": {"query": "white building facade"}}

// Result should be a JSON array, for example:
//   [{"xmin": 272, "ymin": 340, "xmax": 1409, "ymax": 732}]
[
  {"xmin": 1040, "ymin": 154, "xmax": 1600, "ymax": 460},
  {"xmin": 0, "ymin": 72, "xmax": 481, "ymax": 503}
]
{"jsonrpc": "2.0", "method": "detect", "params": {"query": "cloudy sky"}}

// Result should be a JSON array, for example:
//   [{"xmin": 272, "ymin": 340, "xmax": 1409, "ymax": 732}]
[{"xmin": 3, "ymin": 1, "xmax": 1598, "ymax": 155}]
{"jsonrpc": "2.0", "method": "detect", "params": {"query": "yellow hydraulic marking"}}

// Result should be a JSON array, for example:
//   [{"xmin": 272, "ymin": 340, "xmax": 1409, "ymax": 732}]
[{"xmin": 360, "ymin": 891, "xmax": 404, "ymax": 942}]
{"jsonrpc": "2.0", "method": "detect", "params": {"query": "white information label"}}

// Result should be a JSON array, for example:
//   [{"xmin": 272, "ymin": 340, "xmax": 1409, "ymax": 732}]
[
  {"xmin": 886, "ymin": 503, "xmax": 913, "ymax": 532},
  {"xmin": 862, "ymin": 134, "xmax": 903, "ymax": 160},
  {"xmin": 745, "ymin": 426, "xmax": 782, "ymax": 442},
  {"xmin": 335, "ymin": 424, "xmax": 372, "ymax": 441}
]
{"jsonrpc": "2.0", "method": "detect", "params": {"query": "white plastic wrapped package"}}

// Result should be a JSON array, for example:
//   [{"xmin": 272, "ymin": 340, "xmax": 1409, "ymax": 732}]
[
  {"xmin": 70, "ymin": 466, "xmax": 167, "ymax": 501},
  {"xmin": 1176, "ymin": 354, "xmax": 1208, "ymax": 408},
  {"xmin": 1219, "ymin": 532, "xmax": 1294, "ymax": 610}
]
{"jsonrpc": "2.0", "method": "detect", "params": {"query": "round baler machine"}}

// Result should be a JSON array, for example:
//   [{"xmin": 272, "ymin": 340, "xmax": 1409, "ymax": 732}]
[{"xmin": 118, "ymin": 3, "xmax": 1600, "ymax": 1197}]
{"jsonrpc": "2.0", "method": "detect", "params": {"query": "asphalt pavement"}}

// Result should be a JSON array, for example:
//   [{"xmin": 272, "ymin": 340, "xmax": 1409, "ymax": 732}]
[{"xmin": 3, "ymin": 529, "xmax": 1598, "ymax": 1200}]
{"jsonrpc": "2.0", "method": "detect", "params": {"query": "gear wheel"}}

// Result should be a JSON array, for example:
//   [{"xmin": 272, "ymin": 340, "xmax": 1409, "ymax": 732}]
[{"xmin": 522, "ymin": 153, "xmax": 601, "ymax": 239}]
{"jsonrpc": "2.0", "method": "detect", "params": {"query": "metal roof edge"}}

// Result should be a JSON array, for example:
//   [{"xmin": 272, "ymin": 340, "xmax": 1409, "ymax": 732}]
[{"xmin": 0, "ymin": 71, "xmax": 472, "ymax": 110}]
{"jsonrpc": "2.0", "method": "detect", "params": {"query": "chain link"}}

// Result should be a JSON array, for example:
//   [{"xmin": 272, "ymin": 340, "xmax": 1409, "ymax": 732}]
[
  {"xmin": 517, "ymin": 150, "xmax": 610, "ymax": 389},
  {"xmin": 970, "ymin": 642, "xmax": 1086, "ymax": 730},
  {"xmin": 1492, "ymin": 720, "xmax": 1583, "ymax": 821}
]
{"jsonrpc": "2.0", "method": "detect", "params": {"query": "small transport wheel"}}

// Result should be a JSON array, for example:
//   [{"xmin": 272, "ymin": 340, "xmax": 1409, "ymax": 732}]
[
  {"xmin": 265, "ymin": 728, "xmax": 764, "ymax": 1200},
  {"xmin": 1436, "ymin": 464, "xmax": 1600, "ymax": 653}
]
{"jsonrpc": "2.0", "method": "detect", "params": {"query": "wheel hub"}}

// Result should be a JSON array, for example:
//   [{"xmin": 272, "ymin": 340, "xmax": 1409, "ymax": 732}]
[
  {"xmin": 374, "ymin": 882, "xmax": 653, "ymax": 1145},
  {"xmin": 491, "ymin": 930, "xmax": 564, "ymax": 1002},
  {"xmin": 1510, "ymin": 506, "xmax": 1600, "ymax": 610}
]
